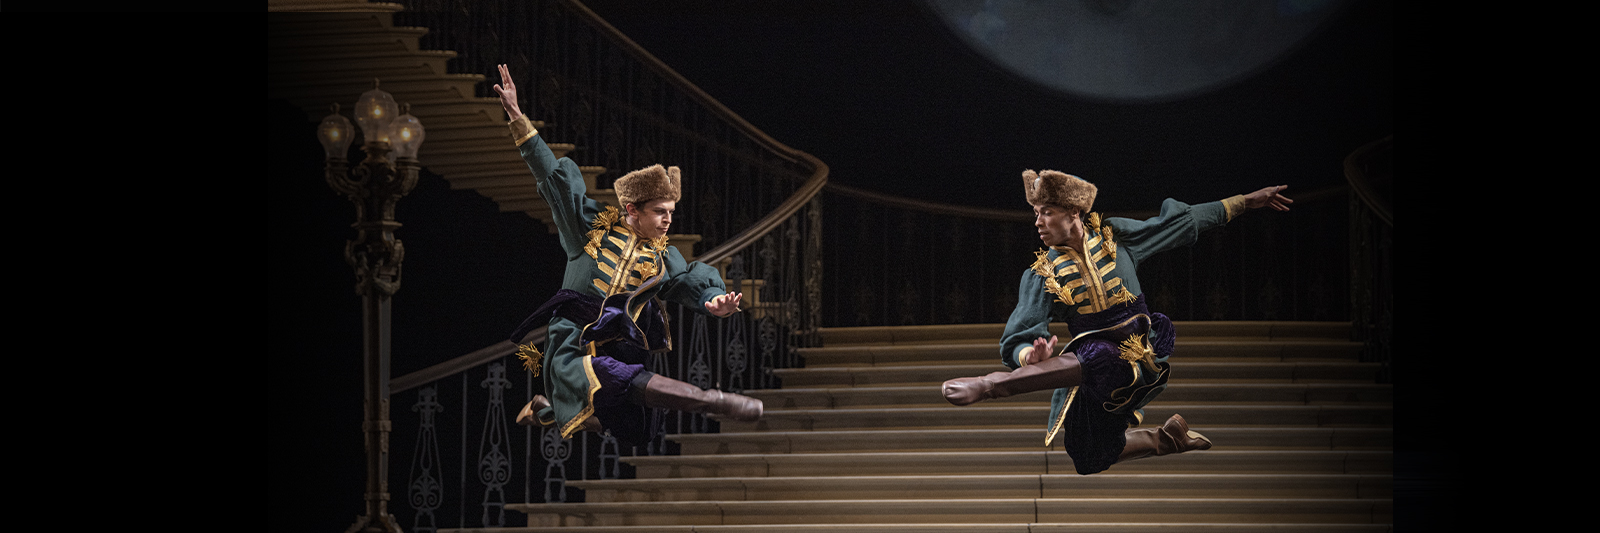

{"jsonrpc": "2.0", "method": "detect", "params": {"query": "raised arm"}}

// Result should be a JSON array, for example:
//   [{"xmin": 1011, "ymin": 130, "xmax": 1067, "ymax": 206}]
[
  {"xmin": 494, "ymin": 63, "xmax": 524, "ymax": 121},
  {"xmin": 496, "ymin": 63, "xmax": 599, "ymax": 258}
]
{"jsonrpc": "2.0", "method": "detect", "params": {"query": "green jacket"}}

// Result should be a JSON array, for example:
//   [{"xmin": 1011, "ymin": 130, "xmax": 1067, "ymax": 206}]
[
  {"xmin": 513, "ymin": 117, "xmax": 727, "ymax": 437},
  {"xmin": 999, "ymin": 197, "xmax": 1241, "ymax": 445}
]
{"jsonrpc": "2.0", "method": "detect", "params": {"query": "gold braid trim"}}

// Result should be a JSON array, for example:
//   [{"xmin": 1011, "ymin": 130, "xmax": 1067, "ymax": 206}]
[
  {"xmin": 1044, "ymin": 276, "xmax": 1074, "ymax": 305},
  {"xmin": 508, "ymin": 115, "xmax": 538, "ymax": 146},
  {"xmin": 584, "ymin": 206, "xmax": 622, "ymax": 260},
  {"xmin": 561, "ymin": 347, "xmax": 604, "ymax": 439},
  {"xmin": 1045, "ymin": 385, "xmax": 1080, "ymax": 447},
  {"xmin": 1222, "ymin": 194, "xmax": 1247, "ymax": 222},
  {"xmin": 630, "ymin": 236, "xmax": 669, "ymax": 280},
  {"xmin": 1032, "ymin": 249, "xmax": 1078, "ymax": 305},
  {"xmin": 1087, "ymin": 212, "xmax": 1116, "ymax": 260},
  {"xmin": 635, "ymin": 258, "xmax": 659, "ymax": 279},
  {"xmin": 1108, "ymin": 286, "xmax": 1137, "ymax": 307},
  {"xmin": 1031, "ymin": 249, "xmax": 1054, "ymax": 277},
  {"xmin": 516, "ymin": 343, "xmax": 544, "ymax": 377}
]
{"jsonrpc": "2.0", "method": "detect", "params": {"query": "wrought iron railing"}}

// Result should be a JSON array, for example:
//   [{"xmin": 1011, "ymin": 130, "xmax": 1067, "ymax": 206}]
[
  {"xmin": 382, "ymin": 0, "xmax": 826, "ymax": 530},
  {"xmin": 820, "ymin": 182, "xmax": 1354, "ymax": 328},
  {"xmin": 1345, "ymin": 135, "xmax": 1392, "ymax": 383}
]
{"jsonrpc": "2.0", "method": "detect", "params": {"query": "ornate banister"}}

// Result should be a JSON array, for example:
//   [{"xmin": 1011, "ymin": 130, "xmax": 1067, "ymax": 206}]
[
  {"xmin": 317, "ymin": 1, "xmax": 832, "ymax": 528},
  {"xmin": 1344, "ymin": 135, "xmax": 1392, "ymax": 382},
  {"xmin": 1345, "ymin": 135, "xmax": 1392, "ymax": 227}
]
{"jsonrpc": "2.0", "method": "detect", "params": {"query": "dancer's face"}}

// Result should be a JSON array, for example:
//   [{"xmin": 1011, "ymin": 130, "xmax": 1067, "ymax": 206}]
[
  {"xmin": 1033, "ymin": 204, "xmax": 1084, "ymax": 248},
  {"xmin": 627, "ymin": 198, "xmax": 675, "ymax": 240}
]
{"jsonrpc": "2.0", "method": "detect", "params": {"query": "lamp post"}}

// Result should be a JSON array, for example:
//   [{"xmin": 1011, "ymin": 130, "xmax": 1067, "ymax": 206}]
[{"xmin": 319, "ymin": 79, "xmax": 424, "ymax": 533}]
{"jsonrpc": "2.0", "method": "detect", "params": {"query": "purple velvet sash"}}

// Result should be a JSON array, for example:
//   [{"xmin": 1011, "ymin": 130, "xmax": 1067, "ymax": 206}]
[
  {"xmin": 508, "ymin": 286, "xmax": 670, "ymax": 355},
  {"xmin": 1062, "ymin": 294, "xmax": 1175, "ymax": 415}
]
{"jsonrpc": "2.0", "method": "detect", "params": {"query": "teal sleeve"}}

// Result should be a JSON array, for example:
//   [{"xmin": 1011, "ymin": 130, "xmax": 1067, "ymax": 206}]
[
  {"xmin": 518, "ymin": 135, "xmax": 602, "ymax": 260},
  {"xmin": 657, "ymin": 245, "xmax": 728, "ymax": 316},
  {"xmin": 999, "ymin": 268, "xmax": 1053, "ymax": 370},
  {"xmin": 1107, "ymin": 198, "xmax": 1230, "ymax": 262}
]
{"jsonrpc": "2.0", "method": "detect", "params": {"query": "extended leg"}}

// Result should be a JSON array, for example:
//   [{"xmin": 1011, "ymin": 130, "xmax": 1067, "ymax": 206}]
[
  {"xmin": 639, "ymin": 373, "xmax": 764, "ymax": 421},
  {"xmin": 1117, "ymin": 413, "xmax": 1212, "ymax": 463},
  {"xmin": 942, "ymin": 354, "xmax": 1083, "ymax": 406}
]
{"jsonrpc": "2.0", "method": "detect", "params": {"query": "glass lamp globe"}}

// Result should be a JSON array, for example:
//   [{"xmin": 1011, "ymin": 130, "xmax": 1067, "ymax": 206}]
[
  {"xmin": 354, "ymin": 80, "xmax": 399, "ymax": 145},
  {"xmin": 390, "ymin": 107, "xmax": 425, "ymax": 160},
  {"xmin": 317, "ymin": 105, "xmax": 355, "ymax": 160}
]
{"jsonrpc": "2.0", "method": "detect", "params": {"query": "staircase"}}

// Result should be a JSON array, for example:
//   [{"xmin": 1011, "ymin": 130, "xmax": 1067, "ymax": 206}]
[
  {"xmin": 267, "ymin": 1, "xmax": 618, "ymax": 234},
  {"xmin": 487, "ymin": 321, "xmax": 1393, "ymax": 532}
]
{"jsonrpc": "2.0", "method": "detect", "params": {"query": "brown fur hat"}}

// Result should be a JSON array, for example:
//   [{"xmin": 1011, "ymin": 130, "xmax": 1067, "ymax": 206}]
[
  {"xmin": 614, "ymin": 164, "xmax": 682, "ymax": 206},
  {"xmin": 1021, "ymin": 169, "xmax": 1096, "ymax": 213}
]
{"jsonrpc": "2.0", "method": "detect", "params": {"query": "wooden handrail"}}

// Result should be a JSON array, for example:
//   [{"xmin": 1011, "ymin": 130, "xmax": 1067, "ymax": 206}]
[
  {"xmin": 825, "ymin": 183, "xmax": 1033, "ymax": 222},
  {"xmin": 1344, "ymin": 135, "xmax": 1392, "ymax": 227},
  {"xmin": 392, "ymin": 327, "xmax": 546, "ymax": 394},
  {"xmin": 558, "ymin": 0, "xmax": 830, "ymax": 266},
  {"xmin": 826, "ymin": 181, "xmax": 1350, "ymax": 223}
]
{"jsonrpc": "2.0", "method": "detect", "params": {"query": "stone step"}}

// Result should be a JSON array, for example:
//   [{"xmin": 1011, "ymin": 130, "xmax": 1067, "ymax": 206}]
[
  {"xmin": 799, "ymin": 339, "xmax": 1365, "ymax": 367},
  {"xmin": 268, "ymin": 74, "xmax": 485, "ymax": 107},
  {"xmin": 748, "ymin": 383, "xmax": 1393, "ymax": 409},
  {"xmin": 774, "ymin": 362, "xmax": 1385, "ymax": 388},
  {"xmin": 267, "ymin": 24, "xmax": 427, "ymax": 54},
  {"xmin": 570, "ymin": 473, "xmax": 1392, "ymax": 503},
  {"xmin": 719, "ymin": 404, "xmax": 1393, "ymax": 432},
  {"xmin": 817, "ymin": 321, "xmax": 1351, "ymax": 346},
  {"xmin": 623, "ymin": 450, "xmax": 1392, "ymax": 479},
  {"xmin": 446, "ymin": 523, "xmax": 1393, "ymax": 533},
  {"xmin": 668, "ymin": 427, "xmax": 1392, "ymax": 456},
  {"xmin": 511, "ymin": 497, "xmax": 1392, "ymax": 527}
]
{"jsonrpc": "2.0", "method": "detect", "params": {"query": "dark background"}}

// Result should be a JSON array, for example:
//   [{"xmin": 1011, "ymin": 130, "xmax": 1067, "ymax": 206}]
[{"xmin": 270, "ymin": 1, "xmax": 1406, "ymax": 531}]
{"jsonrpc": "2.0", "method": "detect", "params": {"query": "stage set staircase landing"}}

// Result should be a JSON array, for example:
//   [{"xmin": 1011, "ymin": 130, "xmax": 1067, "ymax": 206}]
[{"xmin": 458, "ymin": 320, "xmax": 1392, "ymax": 532}]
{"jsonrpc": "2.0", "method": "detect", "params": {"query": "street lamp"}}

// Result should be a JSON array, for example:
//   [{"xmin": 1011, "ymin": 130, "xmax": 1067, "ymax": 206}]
[{"xmin": 319, "ymin": 79, "xmax": 423, "ymax": 533}]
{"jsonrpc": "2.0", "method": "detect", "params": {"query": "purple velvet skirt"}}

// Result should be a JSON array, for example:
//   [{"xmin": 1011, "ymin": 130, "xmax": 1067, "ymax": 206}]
[
  {"xmin": 1055, "ymin": 295, "xmax": 1176, "ymax": 474},
  {"xmin": 514, "ymin": 289, "xmax": 667, "ymax": 446}
]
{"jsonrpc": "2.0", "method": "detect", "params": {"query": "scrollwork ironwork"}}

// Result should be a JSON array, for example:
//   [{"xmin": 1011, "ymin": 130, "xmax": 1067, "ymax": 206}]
[
  {"xmin": 477, "ymin": 362, "xmax": 512, "ymax": 526},
  {"xmin": 408, "ymin": 386, "xmax": 443, "ymax": 533}
]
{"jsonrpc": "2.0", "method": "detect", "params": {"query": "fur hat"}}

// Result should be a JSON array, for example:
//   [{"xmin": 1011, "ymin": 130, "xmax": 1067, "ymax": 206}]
[
  {"xmin": 614, "ymin": 164, "xmax": 682, "ymax": 206},
  {"xmin": 1021, "ymin": 169, "xmax": 1097, "ymax": 213}
]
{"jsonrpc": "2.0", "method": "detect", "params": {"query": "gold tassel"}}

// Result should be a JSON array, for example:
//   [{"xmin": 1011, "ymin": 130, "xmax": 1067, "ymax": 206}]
[
  {"xmin": 584, "ymin": 206, "xmax": 622, "ymax": 260},
  {"xmin": 1043, "ymin": 276, "xmax": 1067, "ymax": 305},
  {"xmin": 1118, "ymin": 333, "xmax": 1153, "ymax": 364},
  {"xmin": 635, "ymin": 259, "xmax": 659, "ymax": 279},
  {"xmin": 1109, "ymin": 286, "xmax": 1136, "ymax": 306},
  {"xmin": 1085, "ymin": 213, "xmax": 1115, "ymax": 260},
  {"xmin": 516, "ymin": 343, "xmax": 544, "ymax": 376},
  {"xmin": 1031, "ymin": 249, "xmax": 1054, "ymax": 278}
]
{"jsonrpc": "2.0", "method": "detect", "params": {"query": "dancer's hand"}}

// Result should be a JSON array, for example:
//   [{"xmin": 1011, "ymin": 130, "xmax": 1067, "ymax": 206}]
[
  {"xmin": 493, "ymin": 63, "xmax": 522, "ymax": 119},
  {"xmin": 1244, "ymin": 185, "xmax": 1293, "ymax": 211},
  {"xmin": 1023, "ymin": 335, "xmax": 1059, "ymax": 366},
  {"xmin": 706, "ymin": 292, "xmax": 743, "ymax": 317}
]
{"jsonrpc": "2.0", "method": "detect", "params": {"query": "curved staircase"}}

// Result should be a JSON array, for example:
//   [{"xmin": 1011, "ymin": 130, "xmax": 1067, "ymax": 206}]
[
  {"xmin": 489, "ymin": 321, "xmax": 1393, "ymax": 532},
  {"xmin": 270, "ymin": 3, "xmax": 1392, "ymax": 530},
  {"xmin": 268, "ymin": 1, "xmax": 616, "ymax": 234}
]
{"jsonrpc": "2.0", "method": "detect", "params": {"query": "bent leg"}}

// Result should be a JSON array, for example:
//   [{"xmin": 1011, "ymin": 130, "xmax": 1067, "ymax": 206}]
[
  {"xmin": 1117, "ymin": 413, "xmax": 1212, "ymax": 464},
  {"xmin": 516, "ymin": 395, "xmax": 603, "ymax": 433}
]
